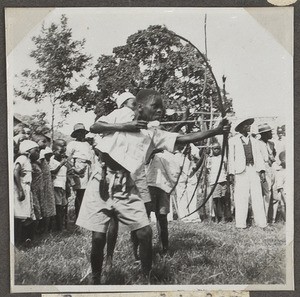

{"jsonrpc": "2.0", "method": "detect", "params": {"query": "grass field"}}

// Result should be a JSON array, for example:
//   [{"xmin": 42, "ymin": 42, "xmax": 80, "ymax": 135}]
[{"xmin": 14, "ymin": 218, "xmax": 286, "ymax": 286}]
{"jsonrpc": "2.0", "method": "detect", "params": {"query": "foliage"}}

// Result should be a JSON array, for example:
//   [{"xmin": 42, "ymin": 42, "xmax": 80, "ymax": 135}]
[
  {"xmin": 14, "ymin": 15, "xmax": 92, "ymax": 138},
  {"xmin": 87, "ymin": 25, "xmax": 233, "ymax": 119},
  {"xmin": 15, "ymin": 112, "xmax": 50, "ymax": 136}
]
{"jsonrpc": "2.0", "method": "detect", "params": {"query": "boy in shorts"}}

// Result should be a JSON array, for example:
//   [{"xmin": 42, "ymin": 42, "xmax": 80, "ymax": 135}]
[
  {"xmin": 207, "ymin": 142, "xmax": 228, "ymax": 222},
  {"xmin": 96, "ymin": 92, "xmax": 152, "ymax": 266},
  {"xmin": 76, "ymin": 89, "xmax": 230, "ymax": 284}
]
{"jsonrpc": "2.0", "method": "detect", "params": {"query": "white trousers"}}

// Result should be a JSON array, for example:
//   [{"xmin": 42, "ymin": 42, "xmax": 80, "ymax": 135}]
[{"xmin": 234, "ymin": 165, "xmax": 267, "ymax": 228}]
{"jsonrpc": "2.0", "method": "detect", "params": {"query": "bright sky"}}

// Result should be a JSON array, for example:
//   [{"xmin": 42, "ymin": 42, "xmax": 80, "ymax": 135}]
[{"xmin": 7, "ymin": 7, "xmax": 293, "ymax": 135}]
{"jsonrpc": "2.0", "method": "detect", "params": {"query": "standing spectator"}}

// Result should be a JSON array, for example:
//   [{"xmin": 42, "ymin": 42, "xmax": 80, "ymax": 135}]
[
  {"xmin": 66, "ymin": 123, "xmax": 93, "ymax": 219},
  {"xmin": 206, "ymin": 142, "xmax": 228, "ymax": 223},
  {"xmin": 228, "ymin": 118, "xmax": 267, "ymax": 229},
  {"xmin": 50, "ymin": 140, "xmax": 68, "ymax": 231},
  {"xmin": 13, "ymin": 124, "xmax": 28, "ymax": 161},
  {"xmin": 274, "ymin": 126, "xmax": 285, "ymax": 165},
  {"xmin": 14, "ymin": 140, "xmax": 39, "ymax": 244},
  {"xmin": 32, "ymin": 134, "xmax": 56, "ymax": 232},
  {"xmin": 258, "ymin": 123, "xmax": 277, "ymax": 223},
  {"xmin": 170, "ymin": 144, "xmax": 202, "ymax": 222},
  {"xmin": 33, "ymin": 146, "xmax": 54, "ymax": 234},
  {"xmin": 274, "ymin": 151, "xmax": 286, "ymax": 222}
]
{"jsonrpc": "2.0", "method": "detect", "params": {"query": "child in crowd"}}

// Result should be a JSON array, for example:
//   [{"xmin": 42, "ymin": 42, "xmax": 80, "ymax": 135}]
[
  {"xmin": 273, "ymin": 150, "xmax": 286, "ymax": 222},
  {"xmin": 32, "ymin": 134, "xmax": 56, "ymax": 232},
  {"xmin": 31, "ymin": 147, "xmax": 53, "ymax": 234},
  {"xmin": 66, "ymin": 124, "xmax": 94, "ymax": 219},
  {"xmin": 50, "ymin": 139, "xmax": 68, "ymax": 231},
  {"xmin": 206, "ymin": 142, "xmax": 228, "ymax": 223},
  {"xmin": 76, "ymin": 89, "xmax": 230, "ymax": 284},
  {"xmin": 171, "ymin": 143, "xmax": 202, "ymax": 223},
  {"xmin": 14, "ymin": 140, "xmax": 40, "ymax": 244},
  {"xmin": 13, "ymin": 124, "xmax": 29, "ymax": 161}
]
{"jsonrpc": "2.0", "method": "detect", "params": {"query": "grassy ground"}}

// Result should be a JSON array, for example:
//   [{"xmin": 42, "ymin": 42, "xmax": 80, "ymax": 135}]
[{"xmin": 14, "ymin": 218, "xmax": 286, "ymax": 286}]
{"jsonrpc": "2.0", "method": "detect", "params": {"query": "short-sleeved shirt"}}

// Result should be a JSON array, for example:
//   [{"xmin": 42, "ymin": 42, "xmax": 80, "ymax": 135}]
[
  {"xmin": 146, "ymin": 150, "xmax": 181, "ymax": 194},
  {"xmin": 49, "ymin": 157, "xmax": 67, "ymax": 189},
  {"xmin": 14, "ymin": 155, "xmax": 33, "ymax": 219},
  {"xmin": 207, "ymin": 155, "xmax": 227, "ymax": 185},
  {"xmin": 66, "ymin": 140, "xmax": 93, "ymax": 162},
  {"xmin": 14, "ymin": 155, "xmax": 32, "ymax": 184},
  {"xmin": 95, "ymin": 128, "xmax": 178, "ymax": 173}
]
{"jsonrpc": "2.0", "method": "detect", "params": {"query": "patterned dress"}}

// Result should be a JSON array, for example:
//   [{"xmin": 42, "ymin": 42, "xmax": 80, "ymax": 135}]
[
  {"xmin": 39, "ymin": 159, "xmax": 56, "ymax": 217},
  {"xmin": 31, "ymin": 162, "xmax": 43, "ymax": 220}
]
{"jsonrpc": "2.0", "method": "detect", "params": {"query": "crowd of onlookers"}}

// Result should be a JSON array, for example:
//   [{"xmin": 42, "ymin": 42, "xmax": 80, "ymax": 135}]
[
  {"xmin": 13, "ymin": 111, "xmax": 286, "ymax": 246},
  {"xmin": 13, "ymin": 122, "xmax": 95, "ymax": 245},
  {"xmin": 13, "ymin": 90, "xmax": 287, "ymax": 286}
]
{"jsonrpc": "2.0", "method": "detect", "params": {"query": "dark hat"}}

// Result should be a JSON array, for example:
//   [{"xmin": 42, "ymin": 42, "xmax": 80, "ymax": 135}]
[
  {"xmin": 71, "ymin": 123, "xmax": 89, "ymax": 138},
  {"xmin": 235, "ymin": 118, "xmax": 254, "ymax": 132},
  {"xmin": 258, "ymin": 123, "xmax": 272, "ymax": 134}
]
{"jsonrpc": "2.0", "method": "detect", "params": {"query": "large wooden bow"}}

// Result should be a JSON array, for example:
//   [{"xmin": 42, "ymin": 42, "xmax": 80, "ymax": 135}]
[{"xmin": 171, "ymin": 32, "xmax": 229, "ymax": 218}]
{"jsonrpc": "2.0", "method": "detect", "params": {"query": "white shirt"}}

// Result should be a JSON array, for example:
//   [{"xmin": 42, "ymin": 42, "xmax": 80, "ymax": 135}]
[
  {"xmin": 49, "ymin": 157, "xmax": 67, "ymax": 189},
  {"xmin": 207, "ymin": 155, "xmax": 227, "ymax": 185},
  {"xmin": 240, "ymin": 134, "xmax": 250, "ymax": 145},
  {"xmin": 95, "ymin": 127, "xmax": 178, "ymax": 173},
  {"xmin": 66, "ymin": 141, "xmax": 93, "ymax": 162}
]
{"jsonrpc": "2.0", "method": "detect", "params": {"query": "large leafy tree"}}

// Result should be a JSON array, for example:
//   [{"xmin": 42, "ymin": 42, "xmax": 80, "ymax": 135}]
[
  {"xmin": 15, "ymin": 15, "xmax": 92, "ymax": 142},
  {"xmin": 87, "ymin": 25, "xmax": 233, "ymax": 121}
]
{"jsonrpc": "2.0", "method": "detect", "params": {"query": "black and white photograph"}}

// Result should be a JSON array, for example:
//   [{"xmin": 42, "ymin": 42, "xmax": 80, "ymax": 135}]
[{"xmin": 6, "ymin": 7, "xmax": 293, "ymax": 293}]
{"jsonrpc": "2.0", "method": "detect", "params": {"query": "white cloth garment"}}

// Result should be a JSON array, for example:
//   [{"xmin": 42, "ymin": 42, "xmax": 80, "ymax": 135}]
[{"xmin": 228, "ymin": 134, "xmax": 267, "ymax": 228}]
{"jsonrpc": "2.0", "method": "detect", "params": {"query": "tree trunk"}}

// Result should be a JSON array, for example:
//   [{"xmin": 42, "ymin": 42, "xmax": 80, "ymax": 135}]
[{"xmin": 51, "ymin": 100, "xmax": 55, "ymax": 146}]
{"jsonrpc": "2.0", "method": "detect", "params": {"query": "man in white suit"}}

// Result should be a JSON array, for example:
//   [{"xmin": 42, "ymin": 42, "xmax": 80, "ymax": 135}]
[{"xmin": 228, "ymin": 118, "xmax": 267, "ymax": 229}]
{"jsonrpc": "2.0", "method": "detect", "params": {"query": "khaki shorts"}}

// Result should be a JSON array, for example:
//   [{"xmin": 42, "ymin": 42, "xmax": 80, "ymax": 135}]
[
  {"xmin": 54, "ymin": 187, "xmax": 67, "ymax": 206},
  {"xmin": 76, "ymin": 172, "xmax": 150, "ymax": 233},
  {"xmin": 149, "ymin": 186, "xmax": 170, "ymax": 215}
]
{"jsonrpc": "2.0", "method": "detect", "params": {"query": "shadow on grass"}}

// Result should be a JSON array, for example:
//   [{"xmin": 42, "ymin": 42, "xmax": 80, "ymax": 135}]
[
  {"xmin": 16, "ymin": 223, "xmax": 84, "ymax": 251},
  {"xmin": 168, "ymin": 230, "xmax": 218, "ymax": 254}
]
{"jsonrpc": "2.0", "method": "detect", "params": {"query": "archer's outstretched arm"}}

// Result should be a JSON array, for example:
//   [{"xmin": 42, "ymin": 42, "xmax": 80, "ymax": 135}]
[
  {"xmin": 90, "ymin": 120, "xmax": 148, "ymax": 134},
  {"xmin": 175, "ymin": 119, "xmax": 230, "ymax": 145}
]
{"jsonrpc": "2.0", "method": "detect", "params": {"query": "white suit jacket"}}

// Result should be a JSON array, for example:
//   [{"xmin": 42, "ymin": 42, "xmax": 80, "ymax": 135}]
[{"xmin": 228, "ymin": 134, "xmax": 265, "ymax": 175}]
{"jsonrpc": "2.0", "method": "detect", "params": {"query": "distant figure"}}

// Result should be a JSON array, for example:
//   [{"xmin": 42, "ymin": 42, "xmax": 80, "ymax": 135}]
[
  {"xmin": 13, "ymin": 124, "xmax": 28, "ymax": 161},
  {"xmin": 32, "ymin": 134, "xmax": 56, "ymax": 233},
  {"xmin": 66, "ymin": 123, "xmax": 93, "ymax": 219},
  {"xmin": 207, "ymin": 142, "xmax": 228, "ymax": 223},
  {"xmin": 258, "ymin": 123, "xmax": 277, "ymax": 223},
  {"xmin": 274, "ymin": 150, "xmax": 286, "ymax": 221},
  {"xmin": 274, "ymin": 126, "xmax": 285, "ymax": 165},
  {"xmin": 14, "ymin": 140, "xmax": 40, "ymax": 244},
  {"xmin": 50, "ymin": 140, "xmax": 68, "ymax": 231},
  {"xmin": 228, "ymin": 118, "xmax": 267, "ymax": 229}
]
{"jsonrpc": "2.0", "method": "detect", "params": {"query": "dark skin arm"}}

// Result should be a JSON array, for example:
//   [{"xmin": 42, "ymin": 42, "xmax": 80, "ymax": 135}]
[
  {"xmin": 90, "ymin": 120, "xmax": 148, "ymax": 134},
  {"xmin": 91, "ymin": 118, "xmax": 230, "ymax": 146},
  {"xmin": 175, "ymin": 119, "xmax": 230, "ymax": 145},
  {"xmin": 50, "ymin": 158, "xmax": 67, "ymax": 175},
  {"xmin": 14, "ymin": 163, "xmax": 25, "ymax": 201},
  {"xmin": 228, "ymin": 170, "xmax": 265, "ymax": 184}
]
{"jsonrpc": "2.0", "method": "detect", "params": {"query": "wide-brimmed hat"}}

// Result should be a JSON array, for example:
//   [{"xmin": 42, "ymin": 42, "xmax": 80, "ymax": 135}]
[
  {"xmin": 71, "ymin": 123, "xmax": 89, "ymax": 138},
  {"xmin": 19, "ymin": 140, "xmax": 39, "ymax": 154},
  {"xmin": 235, "ymin": 118, "xmax": 254, "ymax": 132},
  {"xmin": 116, "ymin": 92, "xmax": 135, "ymax": 108},
  {"xmin": 258, "ymin": 123, "xmax": 272, "ymax": 134}
]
